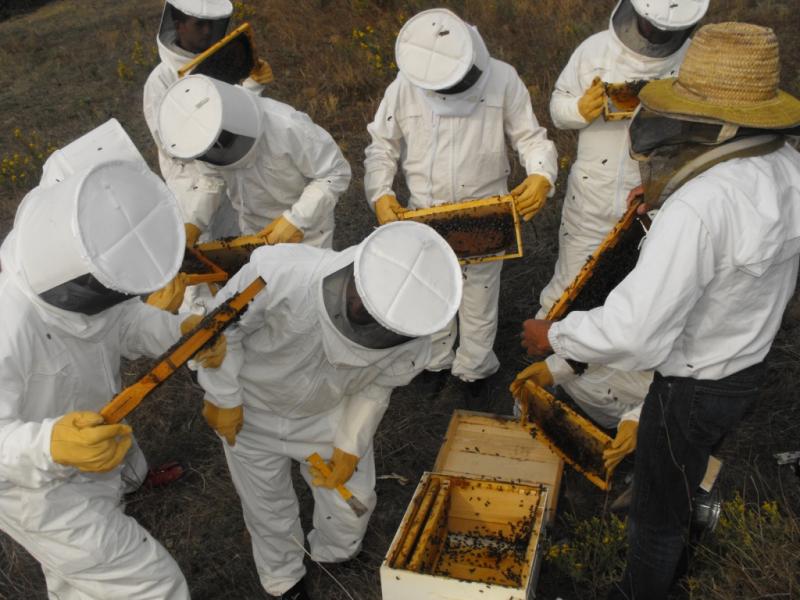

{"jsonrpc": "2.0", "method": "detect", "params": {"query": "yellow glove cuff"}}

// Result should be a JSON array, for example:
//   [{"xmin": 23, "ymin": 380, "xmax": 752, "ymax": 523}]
[
  {"xmin": 50, "ymin": 411, "xmax": 132, "ymax": 473},
  {"xmin": 202, "ymin": 400, "xmax": 243, "ymax": 446},
  {"xmin": 375, "ymin": 194, "xmax": 403, "ymax": 225}
]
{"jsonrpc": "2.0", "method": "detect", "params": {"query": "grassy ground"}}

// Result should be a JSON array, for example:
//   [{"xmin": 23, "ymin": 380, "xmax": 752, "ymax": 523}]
[{"xmin": 0, "ymin": 1, "xmax": 799, "ymax": 598}]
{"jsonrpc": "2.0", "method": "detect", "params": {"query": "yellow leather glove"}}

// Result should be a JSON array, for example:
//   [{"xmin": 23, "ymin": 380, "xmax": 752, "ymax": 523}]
[
  {"xmin": 603, "ymin": 419, "xmax": 638, "ymax": 475},
  {"xmin": 50, "ymin": 411, "xmax": 132, "ymax": 472},
  {"xmin": 184, "ymin": 223, "xmax": 202, "ymax": 248},
  {"xmin": 511, "ymin": 175, "xmax": 551, "ymax": 222},
  {"xmin": 180, "ymin": 314, "xmax": 227, "ymax": 368},
  {"xmin": 259, "ymin": 215, "xmax": 304, "ymax": 245},
  {"xmin": 249, "ymin": 57, "xmax": 274, "ymax": 85},
  {"xmin": 374, "ymin": 194, "xmax": 403, "ymax": 225},
  {"xmin": 310, "ymin": 447, "xmax": 359, "ymax": 488},
  {"xmin": 578, "ymin": 76, "xmax": 605, "ymax": 123},
  {"xmin": 146, "ymin": 273, "xmax": 189, "ymax": 314},
  {"xmin": 202, "ymin": 400, "xmax": 243, "ymax": 446},
  {"xmin": 510, "ymin": 360, "xmax": 554, "ymax": 399}
]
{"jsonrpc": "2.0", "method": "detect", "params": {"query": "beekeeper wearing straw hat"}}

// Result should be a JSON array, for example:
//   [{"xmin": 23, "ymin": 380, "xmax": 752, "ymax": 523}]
[
  {"xmin": 519, "ymin": 22, "xmax": 800, "ymax": 599},
  {"xmin": 364, "ymin": 8, "xmax": 557, "ymax": 403},
  {"xmin": 195, "ymin": 221, "xmax": 462, "ymax": 599},
  {"xmin": 515, "ymin": 0, "xmax": 710, "ymax": 457},
  {"xmin": 0, "ymin": 120, "xmax": 224, "ymax": 599}
]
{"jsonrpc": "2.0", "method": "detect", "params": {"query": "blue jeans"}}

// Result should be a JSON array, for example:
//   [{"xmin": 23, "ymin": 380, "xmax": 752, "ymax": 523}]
[{"xmin": 608, "ymin": 363, "xmax": 764, "ymax": 600}]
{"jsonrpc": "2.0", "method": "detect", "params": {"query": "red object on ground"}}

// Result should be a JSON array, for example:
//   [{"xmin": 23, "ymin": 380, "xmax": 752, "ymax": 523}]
[{"xmin": 144, "ymin": 460, "xmax": 186, "ymax": 489}]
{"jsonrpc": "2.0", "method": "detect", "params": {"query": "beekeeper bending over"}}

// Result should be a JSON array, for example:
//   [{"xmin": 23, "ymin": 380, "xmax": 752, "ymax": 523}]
[
  {"xmin": 144, "ymin": 0, "xmax": 272, "ymax": 247},
  {"xmin": 196, "ymin": 222, "xmax": 462, "ymax": 600},
  {"xmin": 159, "ymin": 74, "xmax": 351, "ymax": 252},
  {"xmin": 516, "ymin": 0, "xmax": 709, "ymax": 464},
  {"xmin": 364, "ymin": 8, "xmax": 557, "ymax": 403},
  {"xmin": 520, "ymin": 23, "xmax": 800, "ymax": 599},
  {"xmin": 0, "ymin": 121, "xmax": 224, "ymax": 599}
]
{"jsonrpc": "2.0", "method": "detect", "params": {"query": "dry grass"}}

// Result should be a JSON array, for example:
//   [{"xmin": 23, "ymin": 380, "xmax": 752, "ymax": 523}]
[{"xmin": 0, "ymin": 1, "xmax": 799, "ymax": 599}]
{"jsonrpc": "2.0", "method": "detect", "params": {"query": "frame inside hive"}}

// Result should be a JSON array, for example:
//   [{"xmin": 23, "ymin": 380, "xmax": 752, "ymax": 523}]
[{"xmin": 387, "ymin": 473, "xmax": 546, "ymax": 589}]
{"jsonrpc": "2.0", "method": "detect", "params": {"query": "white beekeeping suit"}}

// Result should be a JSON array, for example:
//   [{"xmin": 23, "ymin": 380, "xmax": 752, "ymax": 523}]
[
  {"xmin": 536, "ymin": 0, "xmax": 708, "ymax": 426},
  {"xmin": 159, "ymin": 75, "xmax": 351, "ymax": 248},
  {"xmin": 196, "ymin": 222, "xmax": 462, "ymax": 598},
  {"xmin": 0, "ymin": 122, "xmax": 190, "ymax": 599},
  {"xmin": 143, "ymin": 0, "xmax": 241, "ymax": 240},
  {"xmin": 364, "ymin": 8, "xmax": 557, "ymax": 386}
]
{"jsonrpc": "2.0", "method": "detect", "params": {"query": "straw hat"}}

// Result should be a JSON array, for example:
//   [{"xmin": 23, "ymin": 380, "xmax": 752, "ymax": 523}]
[{"xmin": 639, "ymin": 22, "xmax": 800, "ymax": 129}]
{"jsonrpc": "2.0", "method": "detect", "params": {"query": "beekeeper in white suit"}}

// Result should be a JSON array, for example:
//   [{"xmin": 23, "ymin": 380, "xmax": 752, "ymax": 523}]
[
  {"xmin": 144, "ymin": 0, "xmax": 273, "ymax": 245},
  {"xmin": 364, "ymin": 8, "xmax": 557, "ymax": 401},
  {"xmin": 517, "ymin": 0, "xmax": 709, "ymax": 459},
  {"xmin": 143, "ymin": 0, "xmax": 277, "ymax": 313},
  {"xmin": 196, "ymin": 221, "xmax": 462, "ymax": 599},
  {"xmin": 159, "ymin": 74, "xmax": 351, "ymax": 251},
  {"xmin": 0, "ymin": 120, "xmax": 224, "ymax": 599},
  {"xmin": 522, "ymin": 23, "xmax": 800, "ymax": 597}
]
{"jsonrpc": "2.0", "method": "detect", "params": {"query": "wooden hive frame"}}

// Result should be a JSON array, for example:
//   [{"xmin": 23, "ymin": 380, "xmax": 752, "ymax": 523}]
[
  {"xmin": 177, "ymin": 23, "xmax": 260, "ymax": 83},
  {"xmin": 398, "ymin": 195, "xmax": 523, "ymax": 265},
  {"xmin": 194, "ymin": 233, "xmax": 270, "ymax": 276},
  {"xmin": 181, "ymin": 246, "xmax": 228, "ymax": 286},
  {"xmin": 519, "ymin": 382, "xmax": 612, "ymax": 491}
]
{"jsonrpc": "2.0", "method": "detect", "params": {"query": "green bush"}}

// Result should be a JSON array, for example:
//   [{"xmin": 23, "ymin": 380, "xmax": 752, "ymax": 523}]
[{"xmin": 685, "ymin": 493, "xmax": 800, "ymax": 599}]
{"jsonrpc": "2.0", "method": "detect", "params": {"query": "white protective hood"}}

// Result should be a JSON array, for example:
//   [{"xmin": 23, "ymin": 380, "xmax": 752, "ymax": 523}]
[
  {"xmin": 353, "ymin": 221, "xmax": 462, "ymax": 338},
  {"xmin": 610, "ymin": 0, "xmax": 699, "ymax": 60},
  {"xmin": 629, "ymin": 0, "xmax": 709, "ymax": 31},
  {"xmin": 39, "ymin": 118, "xmax": 145, "ymax": 188},
  {"xmin": 156, "ymin": 0, "xmax": 232, "ymax": 71},
  {"xmin": 14, "ymin": 161, "xmax": 184, "ymax": 297},
  {"xmin": 395, "ymin": 8, "xmax": 492, "ymax": 117},
  {"xmin": 158, "ymin": 74, "xmax": 262, "ymax": 167}
]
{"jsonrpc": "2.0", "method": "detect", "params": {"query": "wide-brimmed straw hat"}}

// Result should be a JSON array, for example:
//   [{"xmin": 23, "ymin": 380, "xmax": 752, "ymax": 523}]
[{"xmin": 639, "ymin": 22, "xmax": 800, "ymax": 129}]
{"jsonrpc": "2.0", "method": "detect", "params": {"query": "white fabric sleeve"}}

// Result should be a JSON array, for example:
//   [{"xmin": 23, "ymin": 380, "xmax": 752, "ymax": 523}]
[
  {"xmin": 0, "ymin": 417, "xmax": 72, "ymax": 487},
  {"xmin": 504, "ymin": 71, "xmax": 558, "ymax": 189},
  {"xmin": 549, "ymin": 199, "xmax": 715, "ymax": 371},
  {"xmin": 167, "ymin": 160, "xmax": 227, "ymax": 232},
  {"xmin": 619, "ymin": 404, "xmax": 642, "ymax": 423},
  {"xmin": 0, "ymin": 353, "xmax": 73, "ymax": 487},
  {"xmin": 197, "ymin": 326, "xmax": 246, "ymax": 409},
  {"xmin": 363, "ymin": 81, "xmax": 403, "ymax": 206},
  {"xmin": 333, "ymin": 383, "xmax": 392, "ymax": 458},
  {"xmin": 118, "ymin": 300, "xmax": 182, "ymax": 360},
  {"xmin": 282, "ymin": 112, "xmax": 351, "ymax": 232},
  {"xmin": 241, "ymin": 78, "xmax": 266, "ymax": 93},
  {"xmin": 196, "ymin": 262, "xmax": 264, "ymax": 409},
  {"xmin": 549, "ymin": 45, "xmax": 593, "ymax": 131}
]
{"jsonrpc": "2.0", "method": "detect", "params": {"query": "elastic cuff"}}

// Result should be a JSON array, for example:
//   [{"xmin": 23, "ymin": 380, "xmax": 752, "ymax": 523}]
[
  {"xmin": 548, "ymin": 322, "xmax": 567, "ymax": 357},
  {"xmin": 282, "ymin": 210, "xmax": 305, "ymax": 233}
]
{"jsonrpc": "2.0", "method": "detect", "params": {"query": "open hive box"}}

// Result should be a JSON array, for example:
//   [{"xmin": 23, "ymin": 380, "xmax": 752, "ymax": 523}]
[
  {"xmin": 398, "ymin": 195, "xmax": 522, "ymax": 265},
  {"xmin": 381, "ymin": 410, "xmax": 563, "ymax": 599}
]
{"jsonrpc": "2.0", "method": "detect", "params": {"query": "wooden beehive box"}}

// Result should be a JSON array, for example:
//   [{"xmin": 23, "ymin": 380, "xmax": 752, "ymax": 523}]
[{"xmin": 381, "ymin": 411, "xmax": 563, "ymax": 599}]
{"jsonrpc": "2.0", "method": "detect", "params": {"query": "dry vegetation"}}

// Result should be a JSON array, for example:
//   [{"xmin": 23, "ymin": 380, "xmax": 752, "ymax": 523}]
[{"xmin": 0, "ymin": 1, "xmax": 799, "ymax": 598}]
